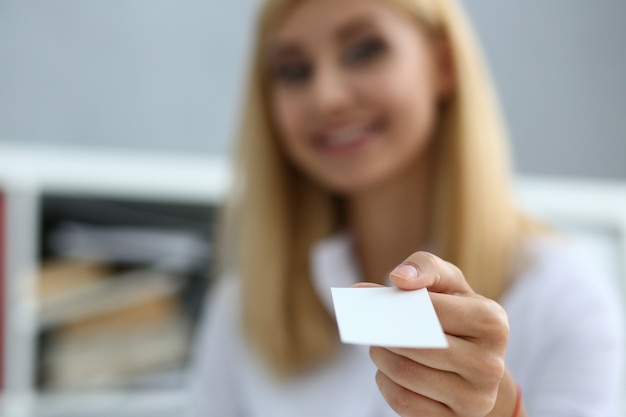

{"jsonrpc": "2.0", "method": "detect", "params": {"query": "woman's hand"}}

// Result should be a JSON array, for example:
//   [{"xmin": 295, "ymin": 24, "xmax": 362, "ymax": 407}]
[{"xmin": 357, "ymin": 252, "xmax": 524, "ymax": 417}]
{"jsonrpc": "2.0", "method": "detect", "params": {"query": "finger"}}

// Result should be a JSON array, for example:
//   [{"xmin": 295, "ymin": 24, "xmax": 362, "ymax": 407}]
[
  {"xmin": 384, "ymin": 339, "xmax": 506, "ymax": 388},
  {"xmin": 375, "ymin": 370, "xmax": 452, "ymax": 417},
  {"xmin": 383, "ymin": 336, "xmax": 476, "ymax": 375},
  {"xmin": 373, "ymin": 347, "xmax": 504, "ymax": 416},
  {"xmin": 351, "ymin": 282, "xmax": 383, "ymax": 288},
  {"xmin": 370, "ymin": 346, "xmax": 467, "ymax": 407},
  {"xmin": 389, "ymin": 251, "xmax": 473, "ymax": 295},
  {"xmin": 429, "ymin": 292, "xmax": 510, "ymax": 342}
]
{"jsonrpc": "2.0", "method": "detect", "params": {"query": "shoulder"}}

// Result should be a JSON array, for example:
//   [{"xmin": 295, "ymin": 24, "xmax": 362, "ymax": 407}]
[
  {"xmin": 189, "ymin": 272, "xmax": 243, "ymax": 365},
  {"xmin": 187, "ymin": 274, "xmax": 244, "ymax": 417},
  {"xmin": 188, "ymin": 273, "xmax": 243, "ymax": 385},
  {"xmin": 503, "ymin": 234, "xmax": 624, "ymax": 374},
  {"xmin": 505, "ymin": 235, "xmax": 622, "ymax": 319},
  {"xmin": 201, "ymin": 272, "xmax": 242, "ymax": 335},
  {"xmin": 209, "ymin": 273, "xmax": 242, "ymax": 310},
  {"xmin": 503, "ymin": 234, "xmax": 624, "ymax": 356},
  {"xmin": 503, "ymin": 236, "xmax": 624, "ymax": 415}
]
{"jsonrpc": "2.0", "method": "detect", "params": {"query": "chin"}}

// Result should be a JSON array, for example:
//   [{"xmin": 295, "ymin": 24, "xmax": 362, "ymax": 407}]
[{"xmin": 315, "ymin": 171, "xmax": 389, "ymax": 197}]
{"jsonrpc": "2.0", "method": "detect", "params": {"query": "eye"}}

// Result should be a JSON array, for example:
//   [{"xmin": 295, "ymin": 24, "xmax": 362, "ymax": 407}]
[
  {"xmin": 344, "ymin": 37, "xmax": 387, "ymax": 67},
  {"xmin": 272, "ymin": 61, "xmax": 312, "ymax": 85}
]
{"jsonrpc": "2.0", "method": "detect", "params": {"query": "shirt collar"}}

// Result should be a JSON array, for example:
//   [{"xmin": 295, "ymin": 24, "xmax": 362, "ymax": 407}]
[
  {"xmin": 311, "ymin": 232, "xmax": 426, "ymax": 316},
  {"xmin": 311, "ymin": 232, "xmax": 361, "ymax": 316}
]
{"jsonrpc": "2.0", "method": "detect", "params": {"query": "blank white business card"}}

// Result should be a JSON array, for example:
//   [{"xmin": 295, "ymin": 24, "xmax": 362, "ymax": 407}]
[{"xmin": 330, "ymin": 287, "xmax": 448, "ymax": 348}]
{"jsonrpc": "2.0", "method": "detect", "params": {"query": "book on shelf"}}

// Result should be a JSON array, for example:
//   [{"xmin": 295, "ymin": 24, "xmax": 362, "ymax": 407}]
[
  {"xmin": 35, "ymin": 211, "xmax": 212, "ymax": 392},
  {"xmin": 47, "ymin": 221, "xmax": 209, "ymax": 270},
  {"xmin": 37, "ymin": 259, "xmax": 193, "ymax": 391}
]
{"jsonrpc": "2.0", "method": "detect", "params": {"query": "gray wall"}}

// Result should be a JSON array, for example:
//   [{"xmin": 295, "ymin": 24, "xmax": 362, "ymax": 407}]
[
  {"xmin": 0, "ymin": 0, "xmax": 258, "ymax": 154},
  {"xmin": 465, "ymin": 1, "xmax": 626, "ymax": 179},
  {"xmin": 1, "ymin": 1, "xmax": 625, "ymax": 178}
]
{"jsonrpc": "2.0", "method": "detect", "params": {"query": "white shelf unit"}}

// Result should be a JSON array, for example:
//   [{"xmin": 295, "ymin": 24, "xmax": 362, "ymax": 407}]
[
  {"xmin": 1, "ymin": 141, "xmax": 625, "ymax": 415},
  {"xmin": 0, "ymin": 141, "xmax": 230, "ymax": 417}
]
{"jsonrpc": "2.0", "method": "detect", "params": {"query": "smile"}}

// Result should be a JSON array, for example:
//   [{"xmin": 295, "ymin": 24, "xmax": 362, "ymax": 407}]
[{"xmin": 314, "ymin": 118, "xmax": 386, "ymax": 153}]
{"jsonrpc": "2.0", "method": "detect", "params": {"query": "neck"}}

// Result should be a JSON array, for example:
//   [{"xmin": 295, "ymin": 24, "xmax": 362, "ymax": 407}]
[{"xmin": 347, "ymin": 154, "xmax": 433, "ymax": 284}]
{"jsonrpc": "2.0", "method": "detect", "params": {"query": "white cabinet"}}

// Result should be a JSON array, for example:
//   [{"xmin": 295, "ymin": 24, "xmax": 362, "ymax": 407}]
[{"xmin": 0, "ymin": 142, "xmax": 230, "ymax": 417}]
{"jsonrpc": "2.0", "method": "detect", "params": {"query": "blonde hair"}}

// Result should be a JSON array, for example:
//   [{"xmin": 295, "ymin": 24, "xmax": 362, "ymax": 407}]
[{"xmin": 220, "ymin": 0, "xmax": 533, "ymax": 377}]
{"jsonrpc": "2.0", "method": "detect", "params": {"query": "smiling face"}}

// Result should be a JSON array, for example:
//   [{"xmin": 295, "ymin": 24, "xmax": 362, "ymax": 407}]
[{"xmin": 265, "ymin": 0, "xmax": 453, "ymax": 195}]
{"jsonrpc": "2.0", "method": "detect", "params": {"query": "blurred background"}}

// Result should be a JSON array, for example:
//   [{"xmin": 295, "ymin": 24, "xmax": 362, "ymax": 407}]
[
  {"xmin": 1, "ymin": 0, "xmax": 626, "ymax": 177},
  {"xmin": 0, "ymin": 1, "xmax": 625, "ymax": 416}
]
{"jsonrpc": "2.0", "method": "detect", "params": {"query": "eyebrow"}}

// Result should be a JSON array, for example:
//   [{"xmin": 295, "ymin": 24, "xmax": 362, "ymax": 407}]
[
  {"xmin": 335, "ymin": 15, "xmax": 378, "ymax": 42},
  {"xmin": 265, "ymin": 14, "xmax": 379, "ymax": 62},
  {"xmin": 265, "ymin": 42, "xmax": 301, "ymax": 63}
]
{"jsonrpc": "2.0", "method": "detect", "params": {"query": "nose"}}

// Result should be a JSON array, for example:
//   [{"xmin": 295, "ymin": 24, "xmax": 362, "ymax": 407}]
[{"xmin": 308, "ymin": 62, "xmax": 352, "ymax": 118}]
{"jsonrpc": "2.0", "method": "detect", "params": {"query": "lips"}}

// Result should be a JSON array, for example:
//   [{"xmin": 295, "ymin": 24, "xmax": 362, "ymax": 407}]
[{"xmin": 314, "ymin": 118, "xmax": 385, "ymax": 153}]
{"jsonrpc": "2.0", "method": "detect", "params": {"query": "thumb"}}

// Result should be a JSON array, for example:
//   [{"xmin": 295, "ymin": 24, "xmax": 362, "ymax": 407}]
[
  {"xmin": 389, "ymin": 251, "xmax": 474, "ymax": 295},
  {"xmin": 351, "ymin": 282, "xmax": 384, "ymax": 288}
]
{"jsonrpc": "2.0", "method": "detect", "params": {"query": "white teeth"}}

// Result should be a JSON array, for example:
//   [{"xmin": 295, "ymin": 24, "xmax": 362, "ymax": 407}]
[{"xmin": 324, "ymin": 125, "xmax": 368, "ymax": 147}]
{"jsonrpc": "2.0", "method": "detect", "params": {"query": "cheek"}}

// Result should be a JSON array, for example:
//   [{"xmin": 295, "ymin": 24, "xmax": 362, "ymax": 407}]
[
  {"xmin": 271, "ymin": 92, "xmax": 305, "ymax": 151},
  {"xmin": 362, "ymin": 60, "xmax": 438, "ymax": 144},
  {"xmin": 272, "ymin": 93, "xmax": 295, "ymax": 136},
  {"xmin": 271, "ymin": 91, "xmax": 322, "ymax": 180}
]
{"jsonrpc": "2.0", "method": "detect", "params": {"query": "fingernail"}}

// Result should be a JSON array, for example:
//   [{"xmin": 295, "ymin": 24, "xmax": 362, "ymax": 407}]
[{"xmin": 390, "ymin": 264, "xmax": 419, "ymax": 281}]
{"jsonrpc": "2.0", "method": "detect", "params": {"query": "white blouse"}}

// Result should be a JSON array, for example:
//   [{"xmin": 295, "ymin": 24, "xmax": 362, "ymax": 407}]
[{"xmin": 188, "ymin": 234, "xmax": 624, "ymax": 417}]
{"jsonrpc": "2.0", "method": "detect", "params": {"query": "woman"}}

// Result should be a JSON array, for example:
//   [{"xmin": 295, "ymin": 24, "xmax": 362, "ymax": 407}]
[{"xmin": 190, "ymin": 0, "xmax": 623, "ymax": 415}]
